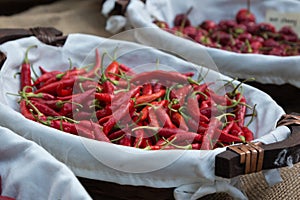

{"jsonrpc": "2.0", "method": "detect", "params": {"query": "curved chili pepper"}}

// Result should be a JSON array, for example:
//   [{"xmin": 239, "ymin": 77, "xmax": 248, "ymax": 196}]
[
  {"xmin": 186, "ymin": 94, "xmax": 200, "ymax": 120},
  {"xmin": 30, "ymin": 100, "xmax": 61, "ymax": 116},
  {"xmin": 130, "ymin": 70, "xmax": 195, "ymax": 86},
  {"xmin": 96, "ymin": 105, "xmax": 112, "ymax": 119},
  {"xmin": 119, "ymin": 132, "xmax": 132, "ymax": 146},
  {"xmin": 103, "ymin": 100, "xmax": 134, "ymax": 135},
  {"xmin": 20, "ymin": 45, "xmax": 37, "ymax": 92},
  {"xmin": 34, "ymin": 77, "xmax": 76, "ymax": 95},
  {"xmin": 102, "ymin": 80, "xmax": 115, "ymax": 94},
  {"xmin": 29, "ymin": 98, "xmax": 63, "ymax": 111},
  {"xmin": 33, "ymin": 70, "xmax": 62, "ymax": 87},
  {"xmin": 241, "ymin": 126, "xmax": 254, "ymax": 141},
  {"xmin": 50, "ymin": 120, "xmax": 78, "ymax": 135},
  {"xmin": 141, "ymin": 83, "xmax": 153, "ymax": 95},
  {"xmin": 20, "ymin": 100, "xmax": 35, "ymax": 121},
  {"xmin": 170, "ymin": 112, "xmax": 189, "ymax": 131},
  {"xmin": 135, "ymin": 89, "xmax": 166, "ymax": 105},
  {"xmin": 201, "ymin": 117, "xmax": 223, "ymax": 150},
  {"xmin": 82, "ymin": 48, "xmax": 102, "ymax": 78},
  {"xmin": 104, "ymin": 61, "xmax": 119, "ymax": 81},
  {"xmin": 95, "ymin": 92, "xmax": 112, "ymax": 103},
  {"xmin": 78, "ymin": 120, "xmax": 111, "ymax": 143},
  {"xmin": 235, "ymin": 93, "xmax": 247, "ymax": 127}
]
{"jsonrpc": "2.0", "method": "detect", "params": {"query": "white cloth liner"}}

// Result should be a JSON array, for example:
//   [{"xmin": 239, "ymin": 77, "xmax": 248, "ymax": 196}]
[
  {"xmin": 0, "ymin": 33, "xmax": 289, "ymax": 200},
  {"xmin": 0, "ymin": 126, "xmax": 91, "ymax": 200},
  {"xmin": 116, "ymin": 0, "xmax": 300, "ymax": 88}
]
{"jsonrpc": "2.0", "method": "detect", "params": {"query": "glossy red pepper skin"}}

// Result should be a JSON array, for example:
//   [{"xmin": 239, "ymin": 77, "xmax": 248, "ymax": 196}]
[
  {"xmin": 235, "ymin": 93, "xmax": 247, "ymax": 127},
  {"xmin": 20, "ymin": 100, "xmax": 35, "ymax": 121},
  {"xmin": 103, "ymin": 100, "xmax": 134, "ymax": 135},
  {"xmin": 171, "ymin": 112, "xmax": 189, "ymax": 131},
  {"xmin": 241, "ymin": 126, "xmax": 254, "ymax": 141},
  {"xmin": 34, "ymin": 77, "xmax": 76, "ymax": 95},
  {"xmin": 50, "ymin": 120, "xmax": 78, "ymax": 135},
  {"xmin": 154, "ymin": 105, "xmax": 177, "ymax": 129},
  {"xmin": 105, "ymin": 61, "xmax": 119, "ymax": 81},
  {"xmin": 95, "ymin": 93, "xmax": 112, "ymax": 103},
  {"xmin": 201, "ymin": 117, "xmax": 223, "ymax": 150},
  {"xmin": 33, "ymin": 70, "xmax": 62, "ymax": 87},
  {"xmin": 135, "ymin": 89, "xmax": 166, "ymax": 105},
  {"xmin": 96, "ymin": 105, "xmax": 112, "ymax": 119},
  {"xmin": 186, "ymin": 95, "xmax": 200, "ymax": 120},
  {"xmin": 30, "ymin": 100, "xmax": 61, "ymax": 116},
  {"xmin": 82, "ymin": 48, "xmax": 101, "ymax": 78},
  {"xmin": 141, "ymin": 83, "xmax": 153, "ymax": 95},
  {"xmin": 77, "ymin": 120, "xmax": 111, "ymax": 142},
  {"xmin": 20, "ymin": 46, "xmax": 37, "ymax": 93}
]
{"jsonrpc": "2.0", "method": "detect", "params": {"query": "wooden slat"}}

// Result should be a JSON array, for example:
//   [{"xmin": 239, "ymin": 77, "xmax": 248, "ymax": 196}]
[{"xmin": 215, "ymin": 124, "xmax": 300, "ymax": 178}]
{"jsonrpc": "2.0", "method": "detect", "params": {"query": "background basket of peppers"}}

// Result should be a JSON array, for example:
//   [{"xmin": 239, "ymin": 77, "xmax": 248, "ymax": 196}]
[{"xmin": 102, "ymin": 0, "xmax": 300, "ymax": 114}]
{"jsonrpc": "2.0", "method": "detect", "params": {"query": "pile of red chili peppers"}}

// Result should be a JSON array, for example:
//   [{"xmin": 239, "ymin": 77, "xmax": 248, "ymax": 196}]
[{"xmin": 17, "ymin": 46, "xmax": 255, "ymax": 150}]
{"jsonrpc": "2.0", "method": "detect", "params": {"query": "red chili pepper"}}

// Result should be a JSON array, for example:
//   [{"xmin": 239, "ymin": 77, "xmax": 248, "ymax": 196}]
[
  {"xmin": 135, "ymin": 89, "xmax": 166, "ymax": 105},
  {"xmin": 201, "ymin": 117, "xmax": 223, "ymax": 150},
  {"xmin": 219, "ymin": 131, "xmax": 242, "ymax": 144},
  {"xmin": 119, "ymin": 63, "xmax": 134, "ymax": 75},
  {"xmin": 154, "ymin": 105, "xmax": 177, "ymax": 129},
  {"xmin": 39, "ymin": 66, "xmax": 50, "ymax": 74},
  {"xmin": 83, "ymin": 48, "xmax": 102, "ymax": 78},
  {"xmin": 141, "ymin": 83, "xmax": 153, "ymax": 95},
  {"xmin": 25, "ymin": 92, "xmax": 56, "ymax": 100},
  {"xmin": 33, "ymin": 70, "xmax": 62, "ymax": 87},
  {"xmin": 186, "ymin": 94, "xmax": 200, "ymax": 120},
  {"xmin": 57, "ymin": 87, "xmax": 73, "ymax": 97},
  {"xmin": 34, "ymin": 77, "xmax": 76, "ymax": 95},
  {"xmin": 170, "ymin": 112, "xmax": 189, "ymax": 131},
  {"xmin": 28, "ymin": 98, "xmax": 63, "ymax": 111},
  {"xmin": 119, "ymin": 132, "xmax": 132, "ymax": 146},
  {"xmin": 108, "ymin": 129, "xmax": 125, "ymax": 141},
  {"xmin": 98, "ymin": 115, "xmax": 111, "ymax": 125},
  {"xmin": 173, "ymin": 85, "xmax": 192, "ymax": 106},
  {"xmin": 105, "ymin": 61, "xmax": 119, "ymax": 81},
  {"xmin": 139, "ymin": 106, "xmax": 150, "ymax": 122},
  {"xmin": 181, "ymin": 72, "xmax": 194, "ymax": 77},
  {"xmin": 96, "ymin": 105, "xmax": 112, "ymax": 119},
  {"xmin": 20, "ymin": 100, "xmax": 35, "ymax": 121},
  {"xmin": 133, "ymin": 128, "xmax": 147, "ymax": 148},
  {"xmin": 75, "ymin": 125, "xmax": 95, "ymax": 140},
  {"xmin": 148, "ymin": 107, "xmax": 160, "ymax": 127},
  {"xmin": 130, "ymin": 70, "xmax": 193, "ymax": 86},
  {"xmin": 73, "ymin": 111, "xmax": 93, "ymax": 121},
  {"xmin": 235, "ymin": 93, "xmax": 247, "ymax": 127},
  {"xmin": 103, "ymin": 100, "xmax": 134, "ymax": 135},
  {"xmin": 157, "ymin": 128, "xmax": 202, "ymax": 143},
  {"xmin": 78, "ymin": 120, "xmax": 111, "ymax": 143},
  {"xmin": 102, "ymin": 80, "xmax": 115, "ymax": 94},
  {"xmin": 230, "ymin": 122, "xmax": 244, "ymax": 136},
  {"xmin": 50, "ymin": 120, "xmax": 78, "ymax": 135},
  {"xmin": 59, "ymin": 102, "xmax": 73, "ymax": 117},
  {"xmin": 152, "ymin": 82, "xmax": 165, "ymax": 93},
  {"xmin": 241, "ymin": 126, "xmax": 254, "ymax": 141},
  {"xmin": 186, "ymin": 118, "xmax": 199, "ymax": 132},
  {"xmin": 59, "ymin": 68, "xmax": 87, "ymax": 80},
  {"xmin": 30, "ymin": 100, "xmax": 61, "ymax": 116},
  {"xmin": 95, "ymin": 92, "xmax": 112, "ymax": 103},
  {"xmin": 20, "ymin": 45, "xmax": 37, "ymax": 92}
]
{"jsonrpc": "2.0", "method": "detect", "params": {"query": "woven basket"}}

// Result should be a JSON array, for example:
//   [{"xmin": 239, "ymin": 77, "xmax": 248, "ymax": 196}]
[{"xmin": 0, "ymin": 27, "xmax": 300, "ymax": 200}]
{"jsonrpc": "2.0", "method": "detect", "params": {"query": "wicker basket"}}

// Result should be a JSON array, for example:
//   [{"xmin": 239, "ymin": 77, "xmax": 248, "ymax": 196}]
[{"xmin": 0, "ymin": 27, "xmax": 300, "ymax": 200}]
